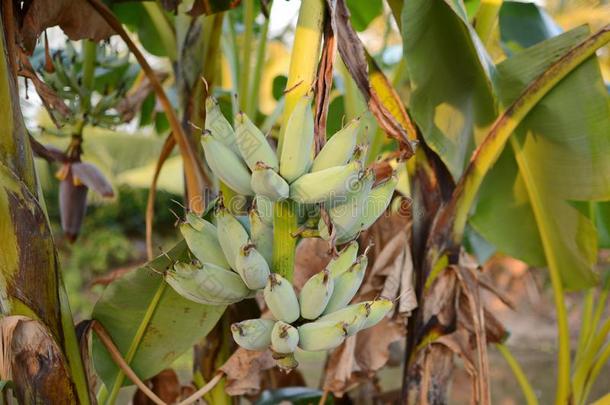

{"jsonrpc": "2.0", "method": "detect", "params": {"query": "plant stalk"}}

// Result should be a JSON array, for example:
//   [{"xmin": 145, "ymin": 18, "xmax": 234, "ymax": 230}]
[
  {"xmin": 272, "ymin": 0, "xmax": 325, "ymax": 281},
  {"xmin": 239, "ymin": 0, "xmax": 255, "ymax": 111},
  {"xmin": 246, "ymin": 1, "xmax": 272, "ymax": 117},
  {"xmin": 496, "ymin": 344, "xmax": 538, "ymax": 405},
  {"xmin": 142, "ymin": 1, "xmax": 177, "ymax": 61}
]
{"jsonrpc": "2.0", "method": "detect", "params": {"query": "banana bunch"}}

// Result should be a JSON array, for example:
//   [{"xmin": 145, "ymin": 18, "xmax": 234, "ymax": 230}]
[
  {"xmin": 230, "ymin": 242, "xmax": 394, "ymax": 371},
  {"xmin": 166, "ymin": 201, "xmax": 272, "ymax": 303},
  {"xmin": 200, "ymin": 95, "xmax": 398, "ymax": 245}
]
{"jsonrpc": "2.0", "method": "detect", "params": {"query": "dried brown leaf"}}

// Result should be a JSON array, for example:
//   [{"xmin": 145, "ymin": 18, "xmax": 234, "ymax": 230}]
[
  {"xmin": 327, "ymin": 0, "xmax": 414, "ymax": 157},
  {"xmin": 294, "ymin": 237, "xmax": 334, "ymax": 290},
  {"xmin": 133, "ymin": 369, "xmax": 181, "ymax": 405},
  {"xmin": 18, "ymin": 0, "xmax": 113, "ymax": 53},
  {"xmin": 116, "ymin": 73, "xmax": 168, "ymax": 123},
  {"xmin": 188, "ymin": 0, "xmax": 242, "ymax": 16},
  {"xmin": 220, "ymin": 348, "xmax": 275, "ymax": 396},
  {"xmin": 0, "ymin": 316, "xmax": 77, "ymax": 403},
  {"xmin": 313, "ymin": 16, "xmax": 335, "ymax": 153}
]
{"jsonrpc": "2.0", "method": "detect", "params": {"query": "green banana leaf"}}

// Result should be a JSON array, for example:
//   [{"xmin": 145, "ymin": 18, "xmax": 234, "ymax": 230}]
[
  {"xmin": 470, "ymin": 26, "xmax": 610, "ymax": 289},
  {"xmin": 401, "ymin": 0, "xmax": 497, "ymax": 179},
  {"xmin": 498, "ymin": 1, "xmax": 562, "ymax": 55},
  {"xmin": 92, "ymin": 241, "xmax": 226, "ymax": 390},
  {"xmin": 346, "ymin": 0, "xmax": 383, "ymax": 32}
]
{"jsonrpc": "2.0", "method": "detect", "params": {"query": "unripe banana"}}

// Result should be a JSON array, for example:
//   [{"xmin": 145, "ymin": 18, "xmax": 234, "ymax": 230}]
[
  {"xmin": 250, "ymin": 162, "xmax": 289, "ymax": 201},
  {"xmin": 311, "ymin": 117, "xmax": 360, "ymax": 172},
  {"xmin": 360, "ymin": 176, "xmax": 398, "ymax": 230},
  {"xmin": 254, "ymin": 195, "xmax": 274, "ymax": 225},
  {"xmin": 279, "ymin": 95, "xmax": 314, "ymax": 183},
  {"xmin": 179, "ymin": 218, "xmax": 230, "ymax": 269},
  {"xmin": 234, "ymin": 243, "xmax": 270, "ymax": 290},
  {"xmin": 205, "ymin": 96, "xmax": 239, "ymax": 154},
  {"xmin": 299, "ymin": 269, "xmax": 334, "ymax": 320},
  {"xmin": 201, "ymin": 131, "xmax": 254, "ymax": 196},
  {"xmin": 166, "ymin": 261, "xmax": 250, "ymax": 305},
  {"xmin": 360, "ymin": 298, "xmax": 394, "ymax": 330},
  {"xmin": 318, "ymin": 169, "xmax": 375, "ymax": 242},
  {"xmin": 318, "ymin": 302, "xmax": 370, "ymax": 336},
  {"xmin": 215, "ymin": 204, "xmax": 250, "ymax": 269},
  {"xmin": 323, "ymin": 255, "xmax": 367, "ymax": 314},
  {"xmin": 263, "ymin": 273, "xmax": 300, "ymax": 323},
  {"xmin": 231, "ymin": 318, "xmax": 275, "ymax": 351},
  {"xmin": 249, "ymin": 206, "xmax": 273, "ymax": 265},
  {"xmin": 289, "ymin": 161, "xmax": 362, "ymax": 204},
  {"xmin": 297, "ymin": 320, "xmax": 348, "ymax": 352},
  {"xmin": 326, "ymin": 241, "xmax": 358, "ymax": 278},
  {"xmin": 271, "ymin": 321, "xmax": 299, "ymax": 354},
  {"xmin": 235, "ymin": 112, "xmax": 279, "ymax": 171}
]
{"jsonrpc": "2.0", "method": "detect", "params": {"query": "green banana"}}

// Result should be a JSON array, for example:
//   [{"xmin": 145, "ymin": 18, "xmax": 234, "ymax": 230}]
[
  {"xmin": 166, "ymin": 261, "xmax": 250, "ymax": 305},
  {"xmin": 271, "ymin": 321, "xmax": 299, "ymax": 354},
  {"xmin": 250, "ymin": 162, "xmax": 289, "ymax": 201},
  {"xmin": 179, "ymin": 219, "xmax": 230, "ymax": 269},
  {"xmin": 201, "ymin": 131, "xmax": 254, "ymax": 196},
  {"xmin": 323, "ymin": 255, "xmax": 368, "ymax": 314},
  {"xmin": 326, "ymin": 241, "xmax": 359, "ymax": 278},
  {"xmin": 205, "ymin": 96, "xmax": 239, "ymax": 153},
  {"xmin": 311, "ymin": 117, "xmax": 360, "ymax": 172},
  {"xmin": 318, "ymin": 169, "xmax": 375, "ymax": 242},
  {"xmin": 299, "ymin": 269, "xmax": 334, "ymax": 320},
  {"xmin": 297, "ymin": 320, "xmax": 347, "ymax": 352},
  {"xmin": 279, "ymin": 95, "xmax": 315, "ymax": 183},
  {"xmin": 289, "ymin": 161, "xmax": 362, "ymax": 204},
  {"xmin": 360, "ymin": 298, "xmax": 394, "ymax": 330},
  {"xmin": 231, "ymin": 318, "xmax": 275, "ymax": 351},
  {"xmin": 215, "ymin": 204, "xmax": 250, "ymax": 269},
  {"xmin": 234, "ymin": 243, "xmax": 270, "ymax": 290},
  {"xmin": 254, "ymin": 195, "xmax": 274, "ymax": 225},
  {"xmin": 263, "ymin": 273, "xmax": 300, "ymax": 323},
  {"xmin": 318, "ymin": 302, "xmax": 370, "ymax": 336},
  {"xmin": 249, "ymin": 206, "xmax": 273, "ymax": 266},
  {"xmin": 235, "ymin": 112, "xmax": 279, "ymax": 171},
  {"xmin": 360, "ymin": 176, "xmax": 398, "ymax": 230}
]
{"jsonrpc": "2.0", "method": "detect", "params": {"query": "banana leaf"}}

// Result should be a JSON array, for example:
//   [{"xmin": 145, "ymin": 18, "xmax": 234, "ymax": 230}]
[
  {"xmin": 471, "ymin": 26, "xmax": 610, "ymax": 289},
  {"xmin": 92, "ymin": 240, "xmax": 226, "ymax": 390},
  {"xmin": 401, "ymin": 0, "xmax": 497, "ymax": 179}
]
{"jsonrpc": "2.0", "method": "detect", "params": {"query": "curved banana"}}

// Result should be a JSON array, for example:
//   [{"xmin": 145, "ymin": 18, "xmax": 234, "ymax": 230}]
[
  {"xmin": 289, "ymin": 161, "xmax": 362, "ymax": 204},
  {"xmin": 201, "ymin": 131, "xmax": 254, "ymax": 196},
  {"xmin": 297, "ymin": 320, "xmax": 347, "ymax": 352},
  {"xmin": 360, "ymin": 298, "xmax": 394, "ymax": 330},
  {"xmin": 249, "ymin": 206, "xmax": 273, "ymax": 266},
  {"xmin": 205, "ymin": 96, "xmax": 239, "ymax": 154},
  {"xmin": 180, "ymin": 219, "xmax": 230, "ymax": 269},
  {"xmin": 250, "ymin": 163, "xmax": 290, "ymax": 201},
  {"xmin": 271, "ymin": 321, "xmax": 299, "ymax": 354},
  {"xmin": 318, "ymin": 169, "xmax": 375, "ymax": 241},
  {"xmin": 216, "ymin": 204, "xmax": 250, "ymax": 269},
  {"xmin": 360, "ymin": 176, "xmax": 398, "ymax": 230},
  {"xmin": 166, "ymin": 261, "xmax": 250, "ymax": 305},
  {"xmin": 263, "ymin": 273, "xmax": 300, "ymax": 323},
  {"xmin": 235, "ymin": 112, "xmax": 279, "ymax": 171},
  {"xmin": 323, "ymin": 254, "xmax": 368, "ymax": 314},
  {"xmin": 311, "ymin": 117, "xmax": 360, "ymax": 172},
  {"xmin": 326, "ymin": 241, "xmax": 359, "ymax": 278},
  {"xmin": 231, "ymin": 318, "xmax": 275, "ymax": 351},
  {"xmin": 299, "ymin": 269, "xmax": 334, "ymax": 320},
  {"xmin": 234, "ymin": 243, "xmax": 270, "ymax": 290},
  {"xmin": 318, "ymin": 302, "xmax": 370, "ymax": 336},
  {"xmin": 279, "ymin": 95, "xmax": 314, "ymax": 183}
]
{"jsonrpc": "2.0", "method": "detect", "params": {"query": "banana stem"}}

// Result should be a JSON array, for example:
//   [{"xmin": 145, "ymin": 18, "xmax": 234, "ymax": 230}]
[
  {"xmin": 239, "ymin": 0, "xmax": 255, "ymax": 111},
  {"xmin": 496, "ymin": 344, "xmax": 538, "ymax": 405},
  {"xmin": 273, "ymin": 200, "xmax": 298, "ymax": 279},
  {"xmin": 272, "ymin": 0, "xmax": 325, "ymax": 281},
  {"xmin": 81, "ymin": 40, "xmax": 96, "ymax": 112}
]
